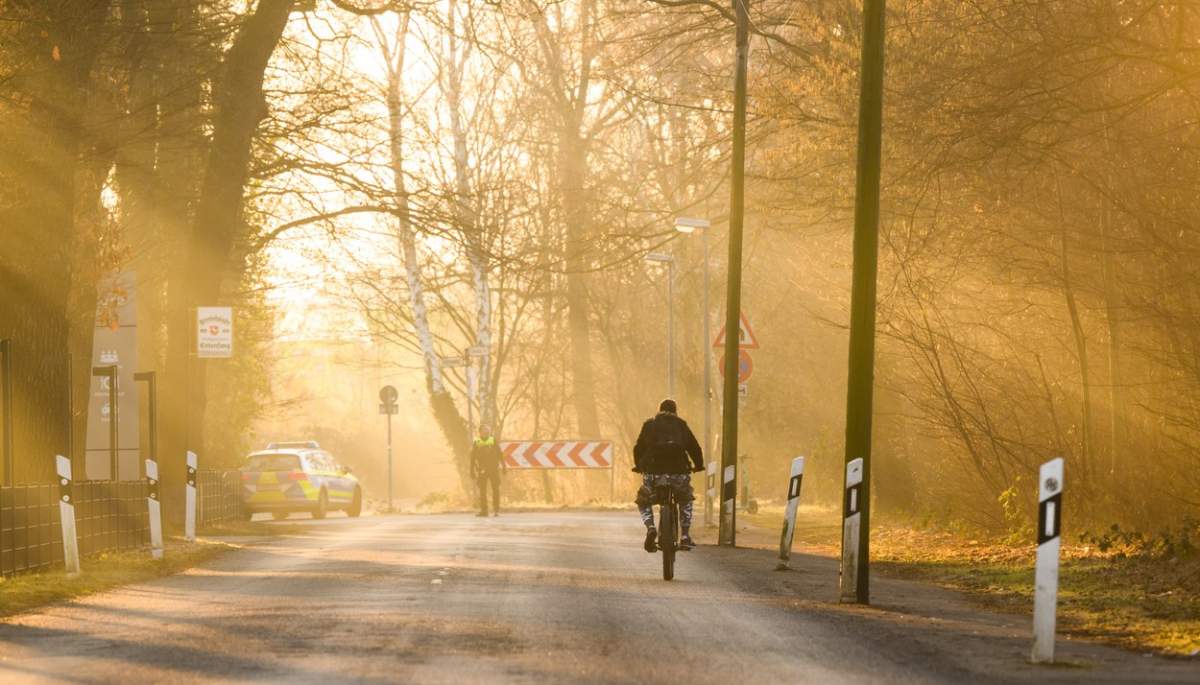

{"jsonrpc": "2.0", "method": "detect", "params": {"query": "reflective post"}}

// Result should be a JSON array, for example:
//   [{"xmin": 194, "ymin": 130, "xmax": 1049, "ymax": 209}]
[
  {"xmin": 185, "ymin": 451, "xmax": 197, "ymax": 541},
  {"xmin": 56, "ymin": 455, "xmax": 80, "ymax": 576},
  {"xmin": 1032, "ymin": 457, "xmax": 1064, "ymax": 663},
  {"xmin": 777, "ymin": 456, "xmax": 806, "ymax": 569},
  {"xmin": 146, "ymin": 458, "xmax": 164, "ymax": 559}
]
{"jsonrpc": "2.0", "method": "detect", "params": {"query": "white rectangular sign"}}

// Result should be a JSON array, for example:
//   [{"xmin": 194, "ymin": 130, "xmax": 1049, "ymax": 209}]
[{"xmin": 196, "ymin": 307, "xmax": 233, "ymax": 358}]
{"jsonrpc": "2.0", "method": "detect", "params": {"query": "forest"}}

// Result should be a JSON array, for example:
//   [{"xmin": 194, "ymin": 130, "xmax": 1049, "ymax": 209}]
[{"xmin": 1, "ymin": 0, "xmax": 1198, "ymax": 537}]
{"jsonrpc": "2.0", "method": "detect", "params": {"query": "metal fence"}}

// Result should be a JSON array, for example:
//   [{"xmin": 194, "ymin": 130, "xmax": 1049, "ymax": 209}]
[
  {"xmin": 0, "ymin": 480, "xmax": 149, "ymax": 577},
  {"xmin": 197, "ymin": 470, "xmax": 244, "ymax": 527}
]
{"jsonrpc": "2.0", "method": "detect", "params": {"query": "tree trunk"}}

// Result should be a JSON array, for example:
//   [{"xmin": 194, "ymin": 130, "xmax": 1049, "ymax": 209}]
[{"xmin": 173, "ymin": 0, "xmax": 293, "ymax": 498}]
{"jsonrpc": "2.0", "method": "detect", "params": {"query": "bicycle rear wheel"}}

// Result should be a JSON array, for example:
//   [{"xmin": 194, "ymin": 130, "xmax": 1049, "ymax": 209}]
[{"xmin": 660, "ymin": 499, "xmax": 676, "ymax": 581}]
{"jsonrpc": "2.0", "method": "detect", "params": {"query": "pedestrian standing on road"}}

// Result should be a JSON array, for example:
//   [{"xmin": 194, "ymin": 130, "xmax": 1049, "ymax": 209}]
[
  {"xmin": 632, "ymin": 399, "xmax": 704, "ymax": 551},
  {"xmin": 471, "ymin": 425, "xmax": 505, "ymax": 517}
]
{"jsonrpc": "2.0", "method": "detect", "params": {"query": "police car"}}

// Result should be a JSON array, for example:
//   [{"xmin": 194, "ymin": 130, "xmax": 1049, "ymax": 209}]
[{"xmin": 240, "ymin": 442, "xmax": 362, "ymax": 520}]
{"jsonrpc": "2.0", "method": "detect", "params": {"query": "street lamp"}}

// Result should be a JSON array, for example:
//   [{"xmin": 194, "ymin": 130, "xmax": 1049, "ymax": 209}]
[
  {"xmin": 645, "ymin": 252, "xmax": 676, "ymax": 397},
  {"xmin": 674, "ymin": 217, "xmax": 713, "ymax": 524}
]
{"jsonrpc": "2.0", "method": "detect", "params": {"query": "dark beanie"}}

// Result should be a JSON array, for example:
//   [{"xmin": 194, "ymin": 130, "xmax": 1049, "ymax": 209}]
[{"xmin": 659, "ymin": 399, "xmax": 677, "ymax": 414}]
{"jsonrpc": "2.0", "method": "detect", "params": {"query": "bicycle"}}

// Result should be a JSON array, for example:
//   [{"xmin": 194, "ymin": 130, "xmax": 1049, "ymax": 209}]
[{"xmin": 655, "ymin": 484, "xmax": 681, "ymax": 581}]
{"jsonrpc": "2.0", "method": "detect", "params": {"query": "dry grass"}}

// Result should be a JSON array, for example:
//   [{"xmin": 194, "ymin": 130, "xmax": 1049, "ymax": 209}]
[
  {"xmin": 0, "ymin": 538, "xmax": 231, "ymax": 618},
  {"xmin": 0, "ymin": 520, "xmax": 290, "ymax": 618},
  {"xmin": 737, "ymin": 506, "xmax": 1200, "ymax": 657}
]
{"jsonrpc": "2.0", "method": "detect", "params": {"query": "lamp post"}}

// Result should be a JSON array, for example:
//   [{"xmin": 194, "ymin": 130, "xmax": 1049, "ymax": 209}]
[
  {"xmin": 645, "ymin": 252, "xmax": 676, "ymax": 397},
  {"xmin": 674, "ymin": 217, "xmax": 713, "ymax": 523}
]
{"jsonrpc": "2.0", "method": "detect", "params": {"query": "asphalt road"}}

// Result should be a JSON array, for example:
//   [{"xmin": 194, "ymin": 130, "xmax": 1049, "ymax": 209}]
[{"xmin": 0, "ymin": 512, "xmax": 1195, "ymax": 684}]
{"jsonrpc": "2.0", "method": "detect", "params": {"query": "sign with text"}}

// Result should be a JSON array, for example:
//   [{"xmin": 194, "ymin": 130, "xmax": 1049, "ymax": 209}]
[
  {"xmin": 86, "ymin": 272, "xmax": 140, "ymax": 480},
  {"xmin": 197, "ymin": 307, "xmax": 233, "ymax": 358}
]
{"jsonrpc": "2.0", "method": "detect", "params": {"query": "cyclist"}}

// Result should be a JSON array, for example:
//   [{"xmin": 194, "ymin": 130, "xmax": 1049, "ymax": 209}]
[{"xmin": 632, "ymin": 399, "xmax": 704, "ymax": 552}]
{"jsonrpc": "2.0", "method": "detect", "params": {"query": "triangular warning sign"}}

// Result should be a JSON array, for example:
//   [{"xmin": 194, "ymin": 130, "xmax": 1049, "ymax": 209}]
[{"xmin": 713, "ymin": 312, "xmax": 760, "ymax": 349}]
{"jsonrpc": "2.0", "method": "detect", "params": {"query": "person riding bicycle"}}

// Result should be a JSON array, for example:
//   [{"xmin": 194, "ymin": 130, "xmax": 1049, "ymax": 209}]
[{"xmin": 633, "ymin": 399, "xmax": 704, "ymax": 552}]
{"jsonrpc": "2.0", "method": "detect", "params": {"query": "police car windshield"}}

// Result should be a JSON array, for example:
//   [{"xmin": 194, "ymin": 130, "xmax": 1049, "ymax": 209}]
[{"xmin": 246, "ymin": 454, "xmax": 302, "ymax": 472}]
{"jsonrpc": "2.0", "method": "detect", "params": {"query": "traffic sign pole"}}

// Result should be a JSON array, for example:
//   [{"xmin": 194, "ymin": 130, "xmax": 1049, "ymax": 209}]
[{"xmin": 379, "ymin": 385, "xmax": 399, "ymax": 512}]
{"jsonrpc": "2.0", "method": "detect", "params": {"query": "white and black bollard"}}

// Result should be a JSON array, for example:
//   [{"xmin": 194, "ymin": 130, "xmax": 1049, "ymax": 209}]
[
  {"xmin": 185, "ymin": 450, "xmax": 197, "ymax": 541},
  {"xmin": 776, "ymin": 456, "xmax": 806, "ymax": 569},
  {"xmin": 839, "ymin": 458, "xmax": 864, "ymax": 602},
  {"xmin": 719, "ymin": 464, "xmax": 736, "ymax": 545},
  {"xmin": 146, "ymin": 458, "xmax": 163, "ymax": 560},
  {"xmin": 56, "ymin": 455, "xmax": 80, "ymax": 576},
  {"xmin": 1032, "ymin": 457, "xmax": 1064, "ymax": 664},
  {"xmin": 705, "ymin": 461, "xmax": 717, "ymax": 526}
]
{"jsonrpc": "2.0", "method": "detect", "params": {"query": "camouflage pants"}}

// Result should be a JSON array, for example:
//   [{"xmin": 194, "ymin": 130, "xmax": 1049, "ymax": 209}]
[{"xmin": 636, "ymin": 473, "xmax": 694, "ymax": 531}]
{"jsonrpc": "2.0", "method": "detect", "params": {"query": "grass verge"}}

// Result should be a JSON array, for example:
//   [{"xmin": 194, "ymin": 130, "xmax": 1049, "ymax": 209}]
[
  {"xmin": 0, "ymin": 520, "xmax": 290, "ymax": 619},
  {"xmin": 737, "ymin": 507, "xmax": 1200, "ymax": 657}
]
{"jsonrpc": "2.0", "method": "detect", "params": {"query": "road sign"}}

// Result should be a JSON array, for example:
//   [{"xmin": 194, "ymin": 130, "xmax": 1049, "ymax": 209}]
[
  {"xmin": 737, "ymin": 383, "xmax": 749, "ymax": 398},
  {"xmin": 719, "ymin": 350, "xmax": 754, "ymax": 383},
  {"xmin": 467, "ymin": 345, "xmax": 489, "ymax": 357},
  {"xmin": 713, "ymin": 312, "xmax": 759, "ymax": 349},
  {"xmin": 379, "ymin": 385, "xmax": 399, "ymax": 404},
  {"xmin": 500, "ymin": 441, "xmax": 613, "ymax": 469},
  {"xmin": 196, "ymin": 307, "xmax": 233, "ymax": 358},
  {"xmin": 441, "ymin": 357, "xmax": 467, "ymax": 368}
]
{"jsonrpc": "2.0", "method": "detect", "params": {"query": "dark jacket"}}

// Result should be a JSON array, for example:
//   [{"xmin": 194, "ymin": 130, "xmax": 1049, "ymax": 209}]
[
  {"xmin": 633, "ymin": 412, "xmax": 703, "ymax": 475},
  {"xmin": 470, "ymin": 438, "xmax": 504, "ymax": 474}
]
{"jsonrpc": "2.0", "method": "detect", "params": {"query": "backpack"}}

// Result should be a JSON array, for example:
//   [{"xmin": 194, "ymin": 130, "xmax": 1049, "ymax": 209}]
[{"xmin": 651, "ymin": 415, "xmax": 687, "ymax": 470}]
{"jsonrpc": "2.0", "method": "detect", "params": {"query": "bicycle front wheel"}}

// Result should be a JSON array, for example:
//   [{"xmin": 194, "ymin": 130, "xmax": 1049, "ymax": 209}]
[{"xmin": 660, "ymin": 502, "xmax": 676, "ymax": 581}]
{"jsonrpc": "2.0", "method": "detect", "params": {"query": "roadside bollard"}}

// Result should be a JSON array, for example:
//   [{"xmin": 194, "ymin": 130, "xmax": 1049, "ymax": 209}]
[
  {"xmin": 776, "ymin": 456, "xmax": 805, "ymax": 570},
  {"xmin": 719, "ymin": 465, "xmax": 736, "ymax": 545},
  {"xmin": 839, "ymin": 457, "xmax": 864, "ymax": 602},
  {"xmin": 185, "ymin": 451, "xmax": 197, "ymax": 541},
  {"xmin": 705, "ymin": 461, "xmax": 717, "ymax": 527},
  {"xmin": 1032, "ymin": 457, "xmax": 1064, "ymax": 664},
  {"xmin": 56, "ymin": 455, "xmax": 80, "ymax": 576},
  {"xmin": 146, "ymin": 458, "xmax": 163, "ymax": 559}
]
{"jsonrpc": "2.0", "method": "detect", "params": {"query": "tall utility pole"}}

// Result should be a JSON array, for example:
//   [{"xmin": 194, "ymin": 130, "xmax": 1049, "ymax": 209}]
[
  {"xmin": 840, "ymin": 0, "xmax": 887, "ymax": 604},
  {"xmin": 719, "ymin": 0, "xmax": 749, "ymax": 547}
]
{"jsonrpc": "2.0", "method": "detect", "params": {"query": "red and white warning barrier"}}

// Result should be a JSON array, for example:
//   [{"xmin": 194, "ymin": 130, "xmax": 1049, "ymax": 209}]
[{"xmin": 500, "ymin": 441, "xmax": 614, "ymax": 469}]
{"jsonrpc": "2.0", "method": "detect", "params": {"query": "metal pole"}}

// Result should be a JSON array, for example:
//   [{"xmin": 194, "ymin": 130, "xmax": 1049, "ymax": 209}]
[
  {"xmin": 1, "ymin": 339, "xmax": 12, "ymax": 485},
  {"xmin": 135, "ymin": 372, "xmax": 158, "ymax": 467},
  {"xmin": 66, "ymin": 353, "xmax": 74, "ymax": 473},
  {"xmin": 387, "ymin": 411, "xmax": 394, "ymax": 513},
  {"xmin": 719, "ymin": 0, "xmax": 749, "ymax": 547},
  {"xmin": 840, "ymin": 0, "xmax": 887, "ymax": 605},
  {"xmin": 667, "ymin": 258, "xmax": 675, "ymax": 398},
  {"xmin": 93, "ymin": 365, "xmax": 119, "ymax": 481}
]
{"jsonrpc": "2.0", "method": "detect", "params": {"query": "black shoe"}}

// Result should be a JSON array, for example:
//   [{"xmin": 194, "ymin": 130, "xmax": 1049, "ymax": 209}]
[
  {"xmin": 643, "ymin": 528, "xmax": 658, "ymax": 553},
  {"xmin": 680, "ymin": 534, "xmax": 695, "ymax": 550}
]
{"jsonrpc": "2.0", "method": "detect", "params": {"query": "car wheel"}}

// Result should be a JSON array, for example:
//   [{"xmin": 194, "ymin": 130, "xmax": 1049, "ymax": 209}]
[
  {"xmin": 272, "ymin": 511, "xmax": 288, "ymax": 521},
  {"xmin": 347, "ymin": 488, "xmax": 362, "ymax": 518},
  {"xmin": 313, "ymin": 490, "xmax": 328, "ymax": 520}
]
